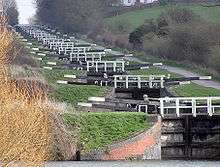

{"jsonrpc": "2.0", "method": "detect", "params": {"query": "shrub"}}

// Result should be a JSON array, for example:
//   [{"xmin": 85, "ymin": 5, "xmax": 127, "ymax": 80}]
[
  {"xmin": 164, "ymin": 7, "xmax": 199, "ymax": 24},
  {"xmin": 108, "ymin": 19, "xmax": 131, "ymax": 34},
  {"xmin": 129, "ymin": 20, "xmax": 157, "ymax": 49},
  {"xmin": 209, "ymin": 47, "xmax": 220, "ymax": 72},
  {"xmin": 167, "ymin": 25, "xmax": 210, "ymax": 63}
]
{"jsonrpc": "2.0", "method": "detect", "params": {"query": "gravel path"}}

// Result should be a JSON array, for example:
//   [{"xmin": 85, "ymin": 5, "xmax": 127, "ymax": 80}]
[{"xmin": 124, "ymin": 56, "xmax": 220, "ymax": 90}]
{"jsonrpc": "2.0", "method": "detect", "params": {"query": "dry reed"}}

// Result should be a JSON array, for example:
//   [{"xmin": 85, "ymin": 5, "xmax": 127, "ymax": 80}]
[{"xmin": 0, "ymin": 14, "xmax": 54, "ymax": 167}]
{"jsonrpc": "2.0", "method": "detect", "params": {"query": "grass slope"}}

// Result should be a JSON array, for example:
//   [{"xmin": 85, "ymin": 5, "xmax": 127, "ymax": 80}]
[
  {"xmin": 63, "ymin": 112, "xmax": 151, "ymax": 153},
  {"xmin": 52, "ymin": 84, "xmax": 108, "ymax": 105},
  {"xmin": 172, "ymin": 83, "xmax": 220, "ymax": 97},
  {"xmin": 105, "ymin": 6, "xmax": 165, "ymax": 33},
  {"xmin": 42, "ymin": 69, "xmax": 108, "ymax": 105},
  {"xmin": 129, "ymin": 67, "xmax": 178, "ymax": 77},
  {"xmin": 42, "ymin": 69, "xmax": 86, "ymax": 84},
  {"xmin": 105, "ymin": 4, "xmax": 220, "ymax": 33}
]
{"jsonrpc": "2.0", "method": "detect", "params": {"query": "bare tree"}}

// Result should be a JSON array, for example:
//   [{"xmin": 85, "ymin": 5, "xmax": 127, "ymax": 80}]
[
  {"xmin": 1, "ymin": 0, "xmax": 18, "ymax": 25},
  {"xmin": 35, "ymin": 0, "xmax": 117, "ymax": 33}
]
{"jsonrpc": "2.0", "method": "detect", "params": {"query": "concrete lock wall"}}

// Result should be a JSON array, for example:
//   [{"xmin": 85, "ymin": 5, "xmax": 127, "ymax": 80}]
[
  {"xmin": 81, "ymin": 116, "xmax": 161, "ymax": 160},
  {"xmin": 161, "ymin": 116, "xmax": 220, "ymax": 159}
]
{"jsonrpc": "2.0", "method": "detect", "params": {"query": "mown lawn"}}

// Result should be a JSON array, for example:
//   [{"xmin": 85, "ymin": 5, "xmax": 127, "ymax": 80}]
[
  {"xmin": 63, "ymin": 112, "xmax": 151, "ymax": 153},
  {"xmin": 105, "ymin": 6, "xmax": 165, "ymax": 33},
  {"xmin": 42, "ymin": 69, "xmax": 86, "ymax": 84},
  {"xmin": 171, "ymin": 83, "xmax": 220, "ymax": 97},
  {"xmin": 42, "ymin": 69, "xmax": 108, "ymax": 105},
  {"xmin": 52, "ymin": 84, "xmax": 109, "ymax": 105},
  {"xmin": 105, "ymin": 4, "xmax": 220, "ymax": 33},
  {"xmin": 129, "ymin": 67, "xmax": 177, "ymax": 77}
]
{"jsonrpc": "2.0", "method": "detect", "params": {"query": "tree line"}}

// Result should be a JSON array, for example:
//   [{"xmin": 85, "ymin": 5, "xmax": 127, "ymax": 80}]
[
  {"xmin": 35, "ymin": 0, "xmax": 118, "ymax": 33},
  {"xmin": 3, "ymin": 0, "xmax": 19, "ymax": 26},
  {"xmin": 129, "ymin": 7, "xmax": 220, "ymax": 72},
  {"xmin": 35, "ymin": 0, "xmax": 220, "ymax": 73}
]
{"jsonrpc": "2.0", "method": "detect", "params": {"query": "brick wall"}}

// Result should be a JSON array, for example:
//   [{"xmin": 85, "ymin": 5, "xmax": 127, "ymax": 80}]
[{"xmin": 82, "ymin": 116, "xmax": 161, "ymax": 160}]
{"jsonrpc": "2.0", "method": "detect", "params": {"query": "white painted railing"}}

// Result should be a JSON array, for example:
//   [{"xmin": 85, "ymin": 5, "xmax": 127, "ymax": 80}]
[
  {"xmin": 70, "ymin": 52, "xmax": 105, "ymax": 62},
  {"xmin": 87, "ymin": 61, "xmax": 125, "ymax": 72},
  {"xmin": 114, "ymin": 75, "xmax": 166, "ymax": 89},
  {"xmin": 159, "ymin": 97, "xmax": 220, "ymax": 117}
]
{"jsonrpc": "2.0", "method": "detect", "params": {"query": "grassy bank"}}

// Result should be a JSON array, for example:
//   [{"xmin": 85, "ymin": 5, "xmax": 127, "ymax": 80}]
[
  {"xmin": 42, "ymin": 69, "xmax": 86, "ymax": 84},
  {"xmin": 129, "ymin": 67, "xmax": 178, "ymax": 77},
  {"xmin": 42, "ymin": 69, "xmax": 108, "ymax": 105},
  {"xmin": 171, "ymin": 83, "xmax": 220, "ymax": 97},
  {"xmin": 63, "ymin": 112, "xmax": 151, "ymax": 153},
  {"xmin": 105, "ymin": 4, "xmax": 220, "ymax": 33},
  {"xmin": 52, "ymin": 84, "xmax": 109, "ymax": 105},
  {"xmin": 136, "ymin": 53, "xmax": 220, "ymax": 82}
]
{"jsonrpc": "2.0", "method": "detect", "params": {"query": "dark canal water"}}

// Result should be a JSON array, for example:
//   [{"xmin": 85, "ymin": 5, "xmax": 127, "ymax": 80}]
[{"xmin": 46, "ymin": 161, "xmax": 220, "ymax": 167}]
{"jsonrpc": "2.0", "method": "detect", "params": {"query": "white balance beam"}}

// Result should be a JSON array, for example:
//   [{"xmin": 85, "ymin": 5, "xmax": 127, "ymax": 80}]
[
  {"xmin": 140, "ymin": 66, "xmax": 150, "ymax": 70},
  {"xmin": 32, "ymin": 48, "xmax": 40, "ymax": 51},
  {"xmin": 153, "ymin": 63, "xmax": 163, "ymax": 66},
  {"xmin": 47, "ymin": 62, "xmax": 57, "ymax": 66},
  {"xmin": 21, "ymin": 39, "xmax": 28, "ymax": 42},
  {"xmin": 57, "ymin": 80, "xmax": 68, "ymax": 84},
  {"xmin": 104, "ymin": 49, "xmax": 112, "ymax": 52},
  {"xmin": 43, "ymin": 67, "xmax": 53, "ymax": 70},
  {"xmin": 27, "ymin": 42, "xmax": 33, "ymax": 46},
  {"xmin": 36, "ymin": 57, "xmax": 43, "ymax": 61},
  {"xmin": 199, "ymin": 76, "xmax": 212, "ymax": 80},
  {"xmin": 37, "ymin": 53, "xmax": 46, "ymax": 56},
  {"xmin": 78, "ymin": 103, "xmax": 93, "ymax": 107},
  {"xmin": 64, "ymin": 75, "xmax": 76, "ymax": 79},
  {"xmin": 30, "ymin": 51, "xmax": 36, "ymax": 54},
  {"xmin": 179, "ymin": 81, "xmax": 191, "ymax": 85},
  {"xmin": 88, "ymin": 97, "xmax": 105, "ymax": 102}
]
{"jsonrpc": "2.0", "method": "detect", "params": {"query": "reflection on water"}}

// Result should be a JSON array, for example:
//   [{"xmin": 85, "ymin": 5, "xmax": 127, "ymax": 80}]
[{"xmin": 46, "ymin": 161, "xmax": 220, "ymax": 167}]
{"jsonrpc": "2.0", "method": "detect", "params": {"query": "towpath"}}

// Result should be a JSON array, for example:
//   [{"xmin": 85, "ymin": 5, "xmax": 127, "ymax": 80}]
[{"xmin": 123, "ymin": 56, "xmax": 220, "ymax": 91}]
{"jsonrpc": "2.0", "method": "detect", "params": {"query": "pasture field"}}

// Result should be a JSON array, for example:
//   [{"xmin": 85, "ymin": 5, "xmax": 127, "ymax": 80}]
[
  {"xmin": 105, "ymin": 4, "xmax": 220, "ymax": 33},
  {"xmin": 171, "ymin": 83, "xmax": 220, "ymax": 97}
]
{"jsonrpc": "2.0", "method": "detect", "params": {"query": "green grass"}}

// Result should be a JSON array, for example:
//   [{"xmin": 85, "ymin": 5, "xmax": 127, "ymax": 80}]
[
  {"xmin": 136, "ymin": 53, "xmax": 220, "ymax": 83},
  {"xmin": 105, "ymin": 6, "xmax": 165, "ymax": 33},
  {"xmin": 42, "ymin": 69, "xmax": 86, "ymax": 84},
  {"xmin": 129, "ymin": 67, "xmax": 178, "ymax": 77},
  {"xmin": 25, "ymin": 37, "xmax": 108, "ymax": 106},
  {"xmin": 171, "ymin": 83, "xmax": 220, "ymax": 97},
  {"xmin": 42, "ymin": 69, "xmax": 108, "ymax": 105},
  {"xmin": 105, "ymin": 4, "xmax": 220, "ymax": 33},
  {"xmin": 52, "ymin": 84, "xmax": 109, "ymax": 105},
  {"xmin": 63, "ymin": 112, "xmax": 151, "ymax": 153}
]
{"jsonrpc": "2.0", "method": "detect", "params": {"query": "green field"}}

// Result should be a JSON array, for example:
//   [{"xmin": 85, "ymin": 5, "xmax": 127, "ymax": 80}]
[
  {"xmin": 42, "ymin": 69, "xmax": 86, "ymax": 84},
  {"xmin": 42, "ymin": 69, "xmax": 108, "ymax": 105},
  {"xmin": 105, "ymin": 4, "xmax": 220, "ymax": 33},
  {"xmin": 129, "ymin": 67, "xmax": 178, "ymax": 77},
  {"xmin": 171, "ymin": 83, "xmax": 220, "ymax": 97},
  {"xmin": 63, "ymin": 112, "xmax": 151, "ymax": 153},
  {"xmin": 52, "ymin": 84, "xmax": 109, "ymax": 105}
]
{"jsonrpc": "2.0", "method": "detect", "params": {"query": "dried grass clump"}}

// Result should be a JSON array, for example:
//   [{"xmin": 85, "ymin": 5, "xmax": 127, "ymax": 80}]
[{"xmin": 0, "ymin": 15, "xmax": 55, "ymax": 167}]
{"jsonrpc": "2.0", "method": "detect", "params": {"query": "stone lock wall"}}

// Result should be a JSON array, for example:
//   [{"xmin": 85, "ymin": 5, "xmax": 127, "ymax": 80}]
[{"xmin": 82, "ymin": 116, "xmax": 161, "ymax": 160}]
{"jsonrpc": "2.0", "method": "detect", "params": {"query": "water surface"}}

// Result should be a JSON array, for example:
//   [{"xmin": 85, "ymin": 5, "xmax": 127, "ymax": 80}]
[{"xmin": 46, "ymin": 161, "xmax": 220, "ymax": 167}]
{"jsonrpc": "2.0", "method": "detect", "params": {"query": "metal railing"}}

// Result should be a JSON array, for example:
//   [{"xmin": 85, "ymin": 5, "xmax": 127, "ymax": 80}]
[
  {"xmin": 87, "ymin": 61, "xmax": 125, "ymax": 72},
  {"xmin": 159, "ymin": 97, "xmax": 220, "ymax": 117},
  {"xmin": 114, "ymin": 75, "xmax": 166, "ymax": 89}
]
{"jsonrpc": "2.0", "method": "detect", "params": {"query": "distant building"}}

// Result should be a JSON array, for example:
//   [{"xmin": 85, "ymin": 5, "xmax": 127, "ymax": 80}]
[
  {"xmin": 0, "ymin": 0, "xmax": 3, "ymax": 13},
  {"xmin": 139, "ymin": 0, "xmax": 158, "ymax": 4},
  {"xmin": 120, "ymin": 0, "xmax": 158, "ymax": 6},
  {"xmin": 120, "ymin": 0, "xmax": 136, "ymax": 6}
]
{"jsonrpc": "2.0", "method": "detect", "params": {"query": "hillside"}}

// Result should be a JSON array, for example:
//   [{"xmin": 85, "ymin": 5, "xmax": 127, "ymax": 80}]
[{"xmin": 105, "ymin": 4, "xmax": 220, "ymax": 33}]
